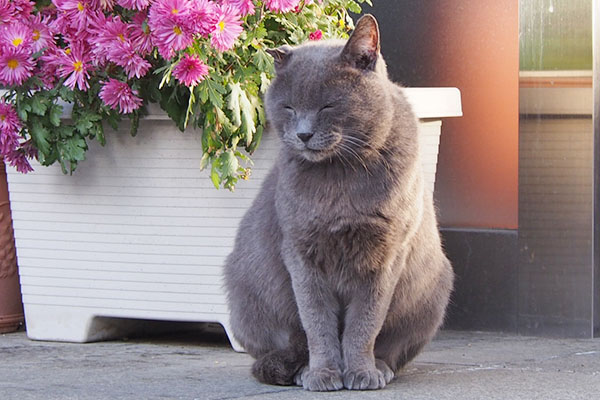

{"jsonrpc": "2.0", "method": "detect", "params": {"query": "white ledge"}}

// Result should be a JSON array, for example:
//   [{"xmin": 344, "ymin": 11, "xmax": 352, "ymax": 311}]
[{"xmin": 403, "ymin": 87, "xmax": 463, "ymax": 119}]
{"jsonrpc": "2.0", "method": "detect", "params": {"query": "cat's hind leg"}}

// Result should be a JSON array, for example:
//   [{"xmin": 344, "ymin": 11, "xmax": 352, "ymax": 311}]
[
  {"xmin": 251, "ymin": 330, "xmax": 308, "ymax": 386},
  {"xmin": 226, "ymin": 260, "xmax": 308, "ymax": 386},
  {"xmin": 374, "ymin": 273, "xmax": 452, "ymax": 373}
]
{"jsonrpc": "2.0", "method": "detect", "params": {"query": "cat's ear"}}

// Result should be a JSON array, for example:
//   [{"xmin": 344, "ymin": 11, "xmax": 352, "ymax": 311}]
[
  {"xmin": 266, "ymin": 45, "xmax": 293, "ymax": 70},
  {"xmin": 341, "ymin": 14, "xmax": 380, "ymax": 71}
]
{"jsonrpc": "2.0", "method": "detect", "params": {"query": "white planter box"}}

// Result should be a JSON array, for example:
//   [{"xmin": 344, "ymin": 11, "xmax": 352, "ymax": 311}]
[{"xmin": 6, "ymin": 88, "xmax": 461, "ymax": 349}]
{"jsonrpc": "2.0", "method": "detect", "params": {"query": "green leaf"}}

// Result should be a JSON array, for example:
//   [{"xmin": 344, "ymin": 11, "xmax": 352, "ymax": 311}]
[
  {"xmin": 59, "ymin": 86, "xmax": 75, "ymax": 103},
  {"xmin": 159, "ymin": 89, "xmax": 186, "ymax": 132},
  {"xmin": 346, "ymin": 0, "xmax": 362, "ymax": 14},
  {"xmin": 17, "ymin": 106, "xmax": 28, "ymax": 122},
  {"xmin": 227, "ymin": 82, "xmax": 243, "ymax": 128},
  {"xmin": 202, "ymin": 77, "xmax": 226, "ymax": 110},
  {"xmin": 58, "ymin": 136, "xmax": 87, "ymax": 162},
  {"xmin": 253, "ymin": 49, "xmax": 273, "ymax": 72},
  {"xmin": 130, "ymin": 112, "xmax": 140, "ymax": 137},
  {"xmin": 219, "ymin": 149, "xmax": 239, "ymax": 178},
  {"xmin": 29, "ymin": 119, "xmax": 51, "ymax": 154},
  {"xmin": 259, "ymin": 72, "xmax": 271, "ymax": 94},
  {"xmin": 74, "ymin": 111, "xmax": 102, "ymax": 135},
  {"xmin": 49, "ymin": 104, "xmax": 63, "ymax": 127},
  {"xmin": 199, "ymin": 152, "xmax": 210, "ymax": 170},
  {"xmin": 247, "ymin": 124, "xmax": 263, "ymax": 154},
  {"xmin": 31, "ymin": 95, "xmax": 48, "ymax": 116},
  {"xmin": 210, "ymin": 162, "xmax": 221, "ymax": 188},
  {"xmin": 227, "ymin": 83, "xmax": 256, "ymax": 147}
]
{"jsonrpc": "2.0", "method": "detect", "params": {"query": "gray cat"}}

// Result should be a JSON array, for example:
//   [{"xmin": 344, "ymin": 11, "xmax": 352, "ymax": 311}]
[{"xmin": 223, "ymin": 14, "xmax": 453, "ymax": 392}]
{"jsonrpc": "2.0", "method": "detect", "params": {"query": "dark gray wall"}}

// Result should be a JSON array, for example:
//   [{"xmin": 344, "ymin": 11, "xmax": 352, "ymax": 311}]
[{"xmin": 442, "ymin": 229, "xmax": 519, "ymax": 333}]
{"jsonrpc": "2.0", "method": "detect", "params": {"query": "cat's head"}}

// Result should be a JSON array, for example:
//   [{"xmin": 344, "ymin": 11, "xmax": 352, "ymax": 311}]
[{"xmin": 265, "ymin": 15, "xmax": 395, "ymax": 164}]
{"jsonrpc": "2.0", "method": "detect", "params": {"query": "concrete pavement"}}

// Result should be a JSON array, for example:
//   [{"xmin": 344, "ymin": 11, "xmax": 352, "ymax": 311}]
[{"xmin": 1, "ymin": 328, "xmax": 599, "ymax": 399}]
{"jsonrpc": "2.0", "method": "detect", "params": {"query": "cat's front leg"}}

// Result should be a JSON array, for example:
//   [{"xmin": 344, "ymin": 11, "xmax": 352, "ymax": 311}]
[
  {"xmin": 342, "ymin": 269, "xmax": 397, "ymax": 390},
  {"xmin": 282, "ymin": 242, "xmax": 344, "ymax": 392}
]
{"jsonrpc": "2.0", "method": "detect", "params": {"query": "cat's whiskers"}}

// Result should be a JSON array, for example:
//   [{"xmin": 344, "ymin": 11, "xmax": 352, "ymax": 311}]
[
  {"xmin": 333, "ymin": 147, "xmax": 357, "ymax": 173},
  {"xmin": 344, "ymin": 134, "xmax": 395, "ymax": 173},
  {"xmin": 337, "ymin": 141, "xmax": 371, "ymax": 175}
]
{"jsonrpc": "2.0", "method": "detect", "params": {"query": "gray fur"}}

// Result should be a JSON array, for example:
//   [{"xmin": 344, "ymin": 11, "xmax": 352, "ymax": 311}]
[{"xmin": 223, "ymin": 15, "xmax": 453, "ymax": 392}]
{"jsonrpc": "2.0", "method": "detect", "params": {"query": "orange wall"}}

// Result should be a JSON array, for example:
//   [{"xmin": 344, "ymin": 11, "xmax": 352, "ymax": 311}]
[
  {"xmin": 424, "ymin": 2, "xmax": 519, "ymax": 228},
  {"xmin": 370, "ymin": 1, "xmax": 519, "ymax": 229}
]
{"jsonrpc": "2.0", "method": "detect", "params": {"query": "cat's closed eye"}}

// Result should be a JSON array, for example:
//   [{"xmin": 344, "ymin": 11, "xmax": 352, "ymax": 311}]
[{"xmin": 319, "ymin": 104, "xmax": 335, "ymax": 112}]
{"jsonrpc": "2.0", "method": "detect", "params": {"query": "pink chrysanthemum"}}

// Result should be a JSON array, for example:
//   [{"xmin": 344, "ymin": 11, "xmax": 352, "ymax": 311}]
[
  {"xmin": 211, "ymin": 5, "xmax": 243, "ymax": 52},
  {"xmin": 52, "ymin": 0, "xmax": 101, "ymax": 37},
  {"xmin": 0, "ymin": 24, "xmax": 33, "ymax": 51},
  {"xmin": 264, "ymin": 0, "xmax": 299, "ymax": 13},
  {"xmin": 0, "ymin": 101, "xmax": 21, "ymax": 140},
  {"xmin": 59, "ymin": 42, "xmax": 92, "ymax": 91},
  {"xmin": 129, "ymin": 11, "xmax": 154, "ymax": 56},
  {"xmin": 3, "ymin": 147, "xmax": 33, "ymax": 173},
  {"xmin": 0, "ymin": 102, "xmax": 22, "ymax": 160},
  {"xmin": 188, "ymin": 0, "xmax": 218, "ymax": 37},
  {"xmin": 148, "ymin": 0, "xmax": 194, "ymax": 59},
  {"xmin": 89, "ymin": 14, "xmax": 130, "ymax": 65},
  {"xmin": 117, "ymin": 0, "xmax": 149, "ymax": 10},
  {"xmin": 0, "ymin": 46, "xmax": 34, "ymax": 86},
  {"xmin": 309, "ymin": 29, "xmax": 322, "ymax": 41},
  {"xmin": 109, "ymin": 40, "xmax": 151, "ymax": 79},
  {"xmin": 99, "ymin": 78, "xmax": 143, "ymax": 114},
  {"xmin": 0, "ymin": 0, "xmax": 15, "ymax": 24},
  {"xmin": 226, "ymin": 0, "xmax": 255, "ymax": 16},
  {"xmin": 38, "ymin": 43, "xmax": 62, "ymax": 88},
  {"xmin": 11, "ymin": 0, "xmax": 34, "ymax": 17},
  {"xmin": 173, "ymin": 54, "xmax": 209, "ymax": 87},
  {"xmin": 91, "ymin": 0, "xmax": 116, "ymax": 10},
  {"xmin": 28, "ymin": 14, "xmax": 56, "ymax": 53}
]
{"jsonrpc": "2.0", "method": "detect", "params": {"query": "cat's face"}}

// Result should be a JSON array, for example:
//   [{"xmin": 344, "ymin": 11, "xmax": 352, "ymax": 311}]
[{"xmin": 265, "ymin": 16, "xmax": 393, "ymax": 164}]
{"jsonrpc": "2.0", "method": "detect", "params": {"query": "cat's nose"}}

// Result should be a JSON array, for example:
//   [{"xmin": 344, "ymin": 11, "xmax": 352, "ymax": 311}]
[{"xmin": 297, "ymin": 132, "xmax": 314, "ymax": 143}]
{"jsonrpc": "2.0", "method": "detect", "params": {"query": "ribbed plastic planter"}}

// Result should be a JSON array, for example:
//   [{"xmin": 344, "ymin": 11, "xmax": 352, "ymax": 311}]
[
  {"xmin": 6, "ymin": 88, "xmax": 461, "ymax": 348},
  {"xmin": 0, "ymin": 160, "xmax": 24, "ymax": 333}
]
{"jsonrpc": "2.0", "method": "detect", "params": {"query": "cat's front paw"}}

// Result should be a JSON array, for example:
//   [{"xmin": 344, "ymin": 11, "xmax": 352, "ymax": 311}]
[
  {"xmin": 343, "ymin": 367, "xmax": 386, "ymax": 390},
  {"xmin": 298, "ymin": 367, "xmax": 343, "ymax": 391}
]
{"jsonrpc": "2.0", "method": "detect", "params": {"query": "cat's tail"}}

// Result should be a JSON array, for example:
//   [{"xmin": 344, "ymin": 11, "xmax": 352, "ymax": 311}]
[{"xmin": 251, "ymin": 348, "xmax": 308, "ymax": 386}]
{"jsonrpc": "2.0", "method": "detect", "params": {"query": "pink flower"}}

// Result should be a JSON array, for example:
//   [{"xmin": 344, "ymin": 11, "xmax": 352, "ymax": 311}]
[
  {"xmin": 0, "ymin": 102, "xmax": 26, "ymax": 173},
  {"xmin": 309, "ymin": 29, "xmax": 322, "ymax": 41},
  {"xmin": 59, "ymin": 42, "xmax": 92, "ymax": 91},
  {"xmin": 89, "ymin": 14, "xmax": 130, "ymax": 65},
  {"xmin": 110, "ymin": 40, "xmax": 151, "ymax": 79},
  {"xmin": 148, "ymin": 0, "xmax": 194, "ymax": 59},
  {"xmin": 38, "ymin": 44, "xmax": 62, "ymax": 88},
  {"xmin": 3, "ymin": 147, "xmax": 33, "ymax": 173},
  {"xmin": 0, "ymin": 0, "xmax": 16, "ymax": 24},
  {"xmin": 188, "ymin": 0, "xmax": 218, "ymax": 37},
  {"xmin": 0, "ymin": 46, "xmax": 34, "ymax": 86},
  {"xmin": 129, "ymin": 11, "xmax": 154, "ymax": 56},
  {"xmin": 211, "ymin": 5, "xmax": 243, "ymax": 52},
  {"xmin": 28, "ymin": 14, "xmax": 56, "ymax": 53},
  {"xmin": 264, "ymin": 0, "xmax": 299, "ymax": 13},
  {"xmin": 52, "ymin": 0, "xmax": 101, "ymax": 38},
  {"xmin": 0, "ymin": 24, "xmax": 33, "ymax": 51},
  {"xmin": 0, "ymin": 101, "xmax": 21, "ymax": 155},
  {"xmin": 226, "ymin": 0, "xmax": 255, "ymax": 16},
  {"xmin": 99, "ymin": 78, "xmax": 143, "ymax": 114},
  {"xmin": 10, "ymin": 0, "xmax": 34, "ymax": 18},
  {"xmin": 173, "ymin": 53, "xmax": 208, "ymax": 87},
  {"xmin": 117, "ymin": 0, "xmax": 149, "ymax": 10},
  {"xmin": 92, "ymin": 0, "xmax": 116, "ymax": 10}
]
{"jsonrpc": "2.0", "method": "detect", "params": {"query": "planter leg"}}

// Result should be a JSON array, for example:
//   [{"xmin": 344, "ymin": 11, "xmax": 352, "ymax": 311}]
[
  {"xmin": 220, "ymin": 318, "xmax": 245, "ymax": 353},
  {"xmin": 23, "ymin": 305, "xmax": 136, "ymax": 343}
]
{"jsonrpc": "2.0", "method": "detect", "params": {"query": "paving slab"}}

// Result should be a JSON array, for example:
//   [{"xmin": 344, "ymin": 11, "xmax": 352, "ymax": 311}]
[{"xmin": 1, "ymin": 329, "xmax": 598, "ymax": 400}]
